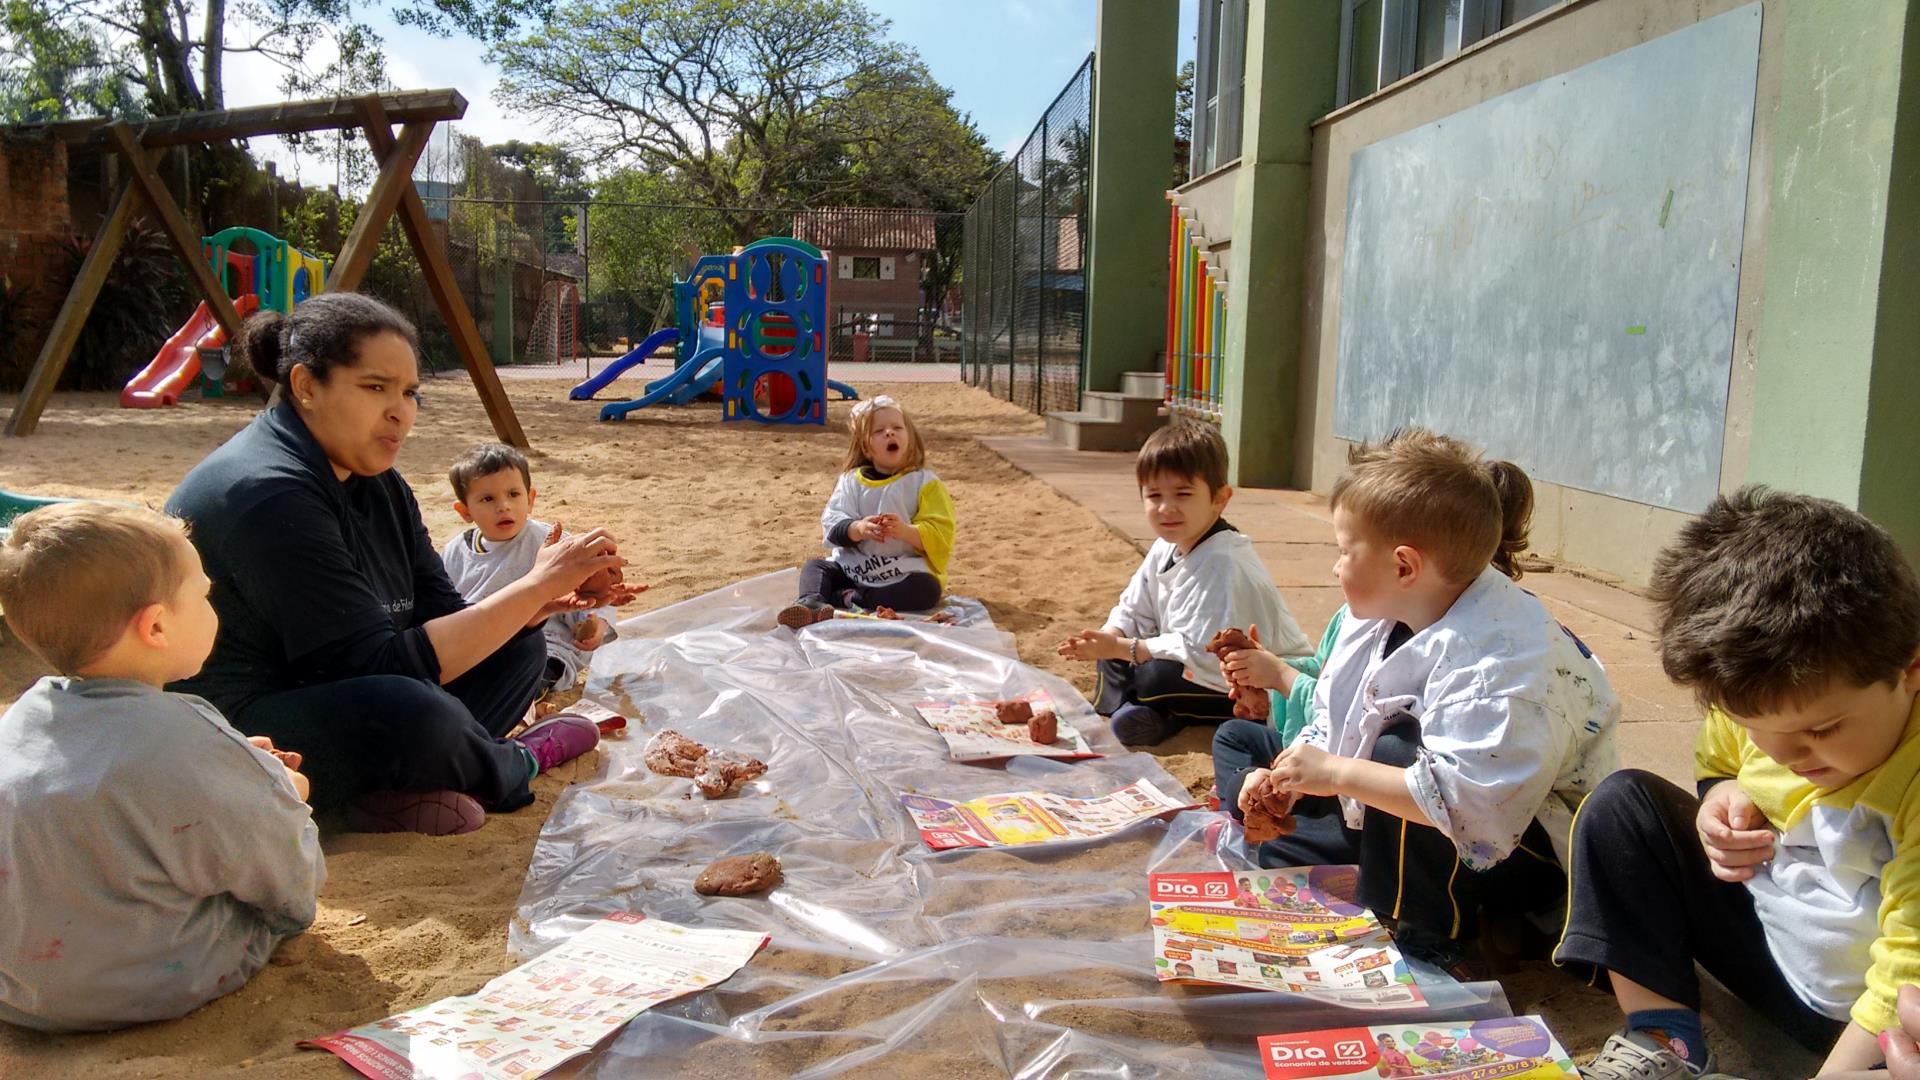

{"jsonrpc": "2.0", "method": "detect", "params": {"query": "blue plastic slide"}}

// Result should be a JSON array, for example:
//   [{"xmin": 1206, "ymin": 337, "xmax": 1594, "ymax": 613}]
[
  {"xmin": 599, "ymin": 349, "xmax": 727, "ymax": 421},
  {"xmin": 568, "ymin": 327, "xmax": 681, "ymax": 401}
]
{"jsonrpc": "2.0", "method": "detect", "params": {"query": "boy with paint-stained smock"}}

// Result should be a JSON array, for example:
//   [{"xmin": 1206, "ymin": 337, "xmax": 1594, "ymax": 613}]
[
  {"xmin": 1221, "ymin": 429, "xmax": 1620, "ymax": 979},
  {"xmin": 0, "ymin": 503, "xmax": 323, "ymax": 1032}
]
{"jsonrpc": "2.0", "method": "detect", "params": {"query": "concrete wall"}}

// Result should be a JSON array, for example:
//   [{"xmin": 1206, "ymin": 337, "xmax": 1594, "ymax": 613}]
[
  {"xmin": 1296, "ymin": 0, "xmax": 1787, "ymax": 585},
  {"xmin": 1173, "ymin": 160, "xmax": 1241, "ymax": 254}
]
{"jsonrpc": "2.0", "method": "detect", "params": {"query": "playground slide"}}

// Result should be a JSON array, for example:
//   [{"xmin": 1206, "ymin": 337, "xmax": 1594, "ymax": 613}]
[
  {"xmin": 599, "ymin": 348, "xmax": 726, "ymax": 422},
  {"xmin": 122, "ymin": 294, "xmax": 261, "ymax": 409},
  {"xmin": 568, "ymin": 327, "xmax": 680, "ymax": 401}
]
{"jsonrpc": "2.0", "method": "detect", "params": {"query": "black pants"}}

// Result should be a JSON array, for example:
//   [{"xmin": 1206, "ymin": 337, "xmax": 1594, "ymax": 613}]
[
  {"xmin": 1095, "ymin": 658, "xmax": 1237, "ymax": 722},
  {"xmin": 797, "ymin": 558, "xmax": 942, "ymax": 611},
  {"xmin": 1554, "ymin": 769, "xmax": 1847, "ymax": 1053},
  {"xmin": 1213, "ymin": 714, "xmax": 1565, "ymax": 941},
  {"xmin": 228, "ymin": 627, "xmax": 546, "ymax": 813}
]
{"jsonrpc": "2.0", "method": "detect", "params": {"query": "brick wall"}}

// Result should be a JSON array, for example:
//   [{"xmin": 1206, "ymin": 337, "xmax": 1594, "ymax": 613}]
[
  {"xmin": 1, "ymin": 137, "xmax": 73, "ymax": 384},
  {"xmin": 825, "ymin": 246, "xmax": 925, "ymax": 331}
]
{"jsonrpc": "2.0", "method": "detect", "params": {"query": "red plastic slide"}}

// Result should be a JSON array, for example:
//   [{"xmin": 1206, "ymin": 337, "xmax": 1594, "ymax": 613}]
[{"xmin": 121, "ymin": 293, "xmax": 261, "ymax": 409}]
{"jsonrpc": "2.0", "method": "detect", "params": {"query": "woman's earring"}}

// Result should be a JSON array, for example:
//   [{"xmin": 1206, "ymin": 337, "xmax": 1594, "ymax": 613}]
[{"xmin": 302, "ymin": 398, "xmax": 313, "ymax": 407}]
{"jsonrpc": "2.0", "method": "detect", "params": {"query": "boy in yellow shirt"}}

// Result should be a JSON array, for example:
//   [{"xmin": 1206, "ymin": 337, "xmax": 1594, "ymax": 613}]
[{"xmin": 1556, "ymin": 488, "xmax": 1920, "ymax": 1078}]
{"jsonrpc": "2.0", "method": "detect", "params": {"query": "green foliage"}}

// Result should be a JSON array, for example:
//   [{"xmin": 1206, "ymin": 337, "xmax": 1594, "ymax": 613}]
[
  {"xmin": 587, "ymin": 168, "xmax": 736, "ymax": 318},
  {"xmin": 0, "ymin": 0, "xmax": 144, "ymax": 122},
  {"xmin": 1174, "ymin": 60, "xmax": 1194, "ymax": 187},
  {"xmin": 54, "ymin": 225, "xmax": 188, "ymax": 391},
  {"xmin": 492, "ymin": 0, "xmax": 995, "ymax": 246}
]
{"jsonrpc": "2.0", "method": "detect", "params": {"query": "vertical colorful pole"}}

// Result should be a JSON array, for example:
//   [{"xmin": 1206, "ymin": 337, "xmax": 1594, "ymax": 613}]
[{"xmin": 1166, "ymin": 201, "xmax": 1179, "ymax": 405}]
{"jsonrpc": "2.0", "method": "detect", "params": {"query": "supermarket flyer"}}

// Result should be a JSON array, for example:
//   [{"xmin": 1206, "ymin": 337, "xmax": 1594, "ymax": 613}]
[
  {"xmin": 1149, "ymin": 866, "xmax": 1425, "ymax": 1008},
  {"xmin": 300, "ymin": 913, "xmax": 768, "ymax": 1079},
  {"xmin": 900, "ymin": 779, "xmax": 1196, "ymax": 850},
  {"xmin": 1256, "ymin": 1015, "xmax": 1578, "ymax": 1078},
  {"xmin": 912, "ymin": 689, "xmax": 1098, "ymax": 761}
]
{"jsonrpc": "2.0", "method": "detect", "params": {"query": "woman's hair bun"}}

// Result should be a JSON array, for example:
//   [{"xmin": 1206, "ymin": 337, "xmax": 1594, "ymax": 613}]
[{"xmin": 239, "ymin": 310, "xmax": 288, "ymax": 386}]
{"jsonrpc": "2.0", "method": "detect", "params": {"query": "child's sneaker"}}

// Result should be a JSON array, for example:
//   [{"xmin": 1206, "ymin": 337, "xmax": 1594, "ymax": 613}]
[
  {"xmin": 777, "ymin": 599, "xmax": 834, "ymax": 631},
  {"xmin": 346, "ymin": 789, "xmax": 487, "ymax": 835},
  {"xmin": 515, "ymin": 714, "xmax": 600, "ymax": 773},
  {"xmin": 1583, "ymin": 1030, "xmax": 1715, "ymax": 1080}
]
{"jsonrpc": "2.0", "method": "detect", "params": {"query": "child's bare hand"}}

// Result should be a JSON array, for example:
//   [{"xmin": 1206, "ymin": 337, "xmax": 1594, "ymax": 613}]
[
  {"xmin": 1057, "ymin": 629, "xmax": 1124, "ymax": 661},
  {"xmin": 848, "ymin": 516, "xmax": 889, "ymax": 543},
  {"xmin": 286, "ymin": 766, "xmax": 311, "ymax": 803},
  {"xmin": 1696, "ymin": 779, "xmax": 1775, "ymax": 882},
  {"xmin": 1886, "ymin": 984, "xmax": 1920, "ymax": 1079},
  {"xmin": 1268, "ymin": 743, "xmax": 1345, "ymax": 799}
]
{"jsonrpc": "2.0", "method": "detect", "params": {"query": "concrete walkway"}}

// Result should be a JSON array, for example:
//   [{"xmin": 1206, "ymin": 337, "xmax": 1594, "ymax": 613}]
[{"xmin": 980, "ymin": 435, "xmax": 1700, "ymax": 785}]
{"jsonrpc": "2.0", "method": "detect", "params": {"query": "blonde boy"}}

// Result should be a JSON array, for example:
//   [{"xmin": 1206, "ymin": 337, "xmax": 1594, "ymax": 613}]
[{"xmin": 0, "ymin": 503, "xmax": 323, "ymax": 1032}]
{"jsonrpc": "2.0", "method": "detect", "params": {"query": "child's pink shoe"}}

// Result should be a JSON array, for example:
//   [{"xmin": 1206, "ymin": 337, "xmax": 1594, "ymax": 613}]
[
  {"xmin": 346, "ymin": 789, "xmax": 487, "ymax": 835},
  {"xmin": 515, "ymin": 715, "xmax": 600, "ymax": 774}
]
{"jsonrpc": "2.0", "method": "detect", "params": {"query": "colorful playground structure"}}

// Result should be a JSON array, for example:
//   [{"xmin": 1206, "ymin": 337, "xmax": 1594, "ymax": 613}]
[
  {"xmin": 121, "ymin": 227, "xmax": 329, "ymax": 409},
  {"xmin": 569, "ymin": 237, "xmax": 857, "ymax": 425}
]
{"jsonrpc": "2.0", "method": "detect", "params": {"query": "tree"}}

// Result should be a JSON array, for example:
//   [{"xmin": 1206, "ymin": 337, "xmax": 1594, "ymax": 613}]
[
  {"xmin": 0, "ymin": 0, "xmax": 144, "ymax": 121},
  {"xmin": 1173, "ymin": 59, "xmax": 1194, "ymax": 186},
  {"xmin": 492, "ymin": 0, "xmax": 994, "ymax": 246},
  {"xmin": 488, "ymin": 140, "xmax": 592, "ymax": 251}
]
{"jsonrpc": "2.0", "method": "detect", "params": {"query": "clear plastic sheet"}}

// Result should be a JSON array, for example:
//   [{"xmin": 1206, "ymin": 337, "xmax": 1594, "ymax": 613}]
[{"xmin": 513, "ymin": 572, "xmax": 1511, "ymax": 1077}]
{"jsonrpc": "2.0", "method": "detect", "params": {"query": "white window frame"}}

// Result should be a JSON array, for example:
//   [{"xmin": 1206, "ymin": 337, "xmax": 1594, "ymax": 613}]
[
  {"xmin": 1337, "ymin": 0, "xmax": 1509, "ymax": 107},
  {"xmin": 1189, "ymin": 0, "xmax": 1248, "ymax": 179}
]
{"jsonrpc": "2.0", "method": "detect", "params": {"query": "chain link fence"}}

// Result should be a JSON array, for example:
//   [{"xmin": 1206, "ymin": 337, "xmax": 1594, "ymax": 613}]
[{"xmin": 961, "ymin": 54, "xmax": 1093, "ymax": 416}]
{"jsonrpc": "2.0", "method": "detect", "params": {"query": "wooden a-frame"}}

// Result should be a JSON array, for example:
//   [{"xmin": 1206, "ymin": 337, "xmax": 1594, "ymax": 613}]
[{"xmin": 4, "ymin": 89, "xmax": 528, "ymax": 447}]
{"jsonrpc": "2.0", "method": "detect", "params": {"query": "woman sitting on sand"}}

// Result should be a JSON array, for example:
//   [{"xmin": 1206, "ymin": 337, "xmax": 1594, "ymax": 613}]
[{"xmin": 166, "ymin": 293, "xmax": 632, "ymax": 836}]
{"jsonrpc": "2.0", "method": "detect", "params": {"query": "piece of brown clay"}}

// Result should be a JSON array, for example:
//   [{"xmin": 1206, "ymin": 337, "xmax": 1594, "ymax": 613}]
[
  {"xmin": 993, "ymin": 699, "xmax": 1034, "ymax": 724},
  {"xmin": 873, "ymin": 606, "xmax": 902, "ymax": 620},
  {"xmin": 1206, "ymin": 627, "xmax": 1256, "ymax": 658},
  {"xmin": 575, "ymin": 564, "xmax": 624, "ymax": 602},
  {"xmin": 693, "ymin": 853, "xmax": 783, "ymax": 896},
  {"xmin": 1027, "ymin": 709, "xmax": 1058, "ymax": 746},
  {"xmin": 643, "ymin": 730, "xmax": 707, "ymax": 778},
  {"xmin": 694, "ymin": 750, "xmax": 768, "ymax": 799},
  {"xmin": 1243, "ymin": 806, "xmax": 1294, "ymax": 843}
]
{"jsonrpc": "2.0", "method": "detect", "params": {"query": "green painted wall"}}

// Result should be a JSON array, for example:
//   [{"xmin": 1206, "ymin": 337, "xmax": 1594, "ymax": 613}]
[
  {"xmin": 1750, "ymin": 0, "xmax": 1920, "ymax": 556},
  {"xmin": 1083, "ymin": 0, "xmax": 1178, "ymax": 391},
  {"xmin": 1218, "ymin": 3, "xmax": 1342, "ymax": 486},
  {"xmin": 1861, "ymin": 3, "xmax": 1920, "ymax": 556}
]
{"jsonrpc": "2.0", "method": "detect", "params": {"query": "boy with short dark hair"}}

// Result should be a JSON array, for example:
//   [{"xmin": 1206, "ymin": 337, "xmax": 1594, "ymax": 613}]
[
  {"xmin": 441, "ymin": 443, "xmax": 618, "ymax": 693},
  {"xmin": 0, "ymin": 502, "xmax": 323, "ymax": 1032},
  {"xmin": 1057, "ymin": 422, "xmax": 1308, "ymax": 745},
  {"xmin": 1557, "ymin": 487, "xmax": 1920, "ymax": 1078}
]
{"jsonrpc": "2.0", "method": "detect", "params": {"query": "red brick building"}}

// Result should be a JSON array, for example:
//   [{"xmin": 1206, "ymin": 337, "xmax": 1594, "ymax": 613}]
[{"xmin": 793, "ymin": 208, "xmax": 936, "ymax": 356}]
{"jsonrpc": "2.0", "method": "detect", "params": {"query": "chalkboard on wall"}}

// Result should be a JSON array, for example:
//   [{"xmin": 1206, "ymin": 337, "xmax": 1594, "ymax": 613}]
[{"xmin": 1334, "ymin": 4, "xmax": 1762, "ymax": 512}]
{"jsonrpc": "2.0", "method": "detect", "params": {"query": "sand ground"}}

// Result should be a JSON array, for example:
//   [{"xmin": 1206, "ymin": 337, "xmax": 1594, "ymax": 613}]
[{"xmin": 0, "ymin": 375, "xmax": 1811, "ymax": 1077}]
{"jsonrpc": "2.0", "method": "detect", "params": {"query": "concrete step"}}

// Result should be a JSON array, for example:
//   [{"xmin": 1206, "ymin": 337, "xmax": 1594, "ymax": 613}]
[
  {"xmin": 1081, "ymin": 389, "xmax": 1163, "ymax": 426},
  {"xmin": 1121, "ymin": 370, "xmax": 1166, "ymax": 399},
  {"xmin": 1045, "ymin": 410, "xmax": 1160, "ymax": 453}
]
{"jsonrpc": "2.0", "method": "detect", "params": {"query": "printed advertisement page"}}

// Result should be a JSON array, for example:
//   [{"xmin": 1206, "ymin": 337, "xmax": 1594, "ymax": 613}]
[
  {"xmin": 301, "ymin": 913, "xmax": 768, "ymax": 1079},
  {"xmin": 1149, "ymin": 866, "xmax": 1424, "ymax": 1009},
  {"xmin": 900, "ymin": 779, "xmax": 1197, "ymax": 850},
  {"xmin": 1257, "ymin": 1015, "xmax": 1578, "ymax": 1079},
  {"xmin": 913, "ymin": 689, "xmax": 1097, "ymax": 761}
]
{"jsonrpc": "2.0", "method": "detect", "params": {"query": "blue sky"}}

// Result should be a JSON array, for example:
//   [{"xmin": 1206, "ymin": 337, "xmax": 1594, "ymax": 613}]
[{"xmin": 230, "ymin": 0, "xmax": 1199, "ymax": 183}]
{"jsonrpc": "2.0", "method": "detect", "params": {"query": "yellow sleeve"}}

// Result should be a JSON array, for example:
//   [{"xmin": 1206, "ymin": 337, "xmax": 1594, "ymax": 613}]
[
  {"xmin": 1856, "ymin": 794, "xmax": 1920, "ymax": 1032},
  {"xmin": 912, "ymin": 476, "xmax": 956, "ymax": 585},
  {"xmin": 1693, "ymin": 708, "xmax": 1745, "ymax": 783}
]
